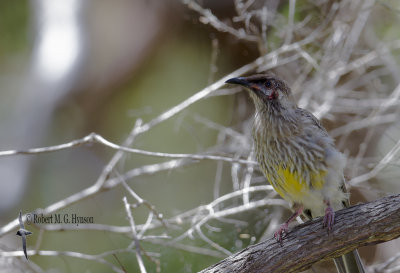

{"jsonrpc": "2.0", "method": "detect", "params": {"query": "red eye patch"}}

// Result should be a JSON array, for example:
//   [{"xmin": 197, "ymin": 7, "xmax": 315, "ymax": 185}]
[{"xmin": 267, "ymin": 91, "xmax": 278, "ymax": 100}]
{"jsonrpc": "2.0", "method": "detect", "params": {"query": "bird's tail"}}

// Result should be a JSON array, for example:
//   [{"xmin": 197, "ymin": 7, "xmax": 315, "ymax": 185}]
[{"xmin": 334, "ymin": 249, "xmax": 365, "ymax": 273}]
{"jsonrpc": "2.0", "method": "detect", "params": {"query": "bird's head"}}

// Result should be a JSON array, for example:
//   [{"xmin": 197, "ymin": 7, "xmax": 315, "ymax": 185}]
[{"xmin": 225, "ymin": 73, "xmax": 296, "ymax": 113}]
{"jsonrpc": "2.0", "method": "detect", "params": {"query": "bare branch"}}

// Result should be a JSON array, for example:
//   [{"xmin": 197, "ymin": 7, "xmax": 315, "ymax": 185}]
[
  {"xmin": 284, "ymin": 0, "xmax": 296, "ymax": 45},
  {"xmin": 123, "ymin": 197, "xmax": 147, "ymax": 273},
  {"xmin": 349, "ymin": 139, "xmax": 400, "ymax": 186},
  {"xmin": 183, "ymin": 0, "xmax": 260, "ymax": 43},
  {"xmin": 371, "ymin": 252, "xmax": 400, "ymax": 273},
  {"xmin": 0, "ymin": 250, "xmax": 126, "ymax": 273},
  {"xmin": 0, "ymin": 132, "xmax": 257, "ymax": 166}
]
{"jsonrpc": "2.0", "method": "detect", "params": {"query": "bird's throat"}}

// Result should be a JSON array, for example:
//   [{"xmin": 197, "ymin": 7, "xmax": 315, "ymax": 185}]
[{"xmin": 253, "ymin": 106, "xmax": 300, "ymax": 139}]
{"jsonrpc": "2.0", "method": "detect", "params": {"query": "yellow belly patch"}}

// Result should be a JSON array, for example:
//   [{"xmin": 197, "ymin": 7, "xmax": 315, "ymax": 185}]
[{"xmin": 267, "ymin": 164, "xmax": 327, "ymax": 200}]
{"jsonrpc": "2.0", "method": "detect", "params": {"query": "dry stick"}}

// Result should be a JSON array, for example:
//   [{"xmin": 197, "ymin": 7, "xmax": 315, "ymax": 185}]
[
  {"xmin": 1, "ymin": 250, "xmax": 125, "ymax": 273},
  {"xmin": 372, "ymin": 252, "xmax": 400, "ymax": 272},
  {"xmin": 284, "ymin": 0, "xmax": 296, "ymax": 45},
  {"xmin": 0, "ymin": 132, "xmax": 257, "ymax": 166},
  {"xmin": 349, "ymin": 138, "xmax": 400, "ymax": 186},
  {"xmin": 0, "ymin": 132, "xmax": 253, "ymax": 164},
  {"xmin": 123, "ymin": 197, "xmax": 147, "ymax": 273},
  {"xmin": 94, "ymin": 118, "xmax": 143, "ymax": 188},
  {"xmin": 170, "ymin": 197, "xmax": 287, "ymax": 256},
  {"xmin": 182, "ymin": 0, "xmax": 259, "ymax": 43},
  {"xmin": 200, "ymin": 194, "xmax": 400, "ymax": 273},
  {"xmin": 314, "ymin": 0, "xmax": 375, "ymax": 119},
  {"xmin": 119, "ymin": 174, "xmax": 167, "ymax": 230}
]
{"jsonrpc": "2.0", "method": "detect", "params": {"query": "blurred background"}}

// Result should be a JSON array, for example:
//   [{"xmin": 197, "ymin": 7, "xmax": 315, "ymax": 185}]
[{"xmin": 0, "ymin": 0, "xmax": 400, "ymax": 272}]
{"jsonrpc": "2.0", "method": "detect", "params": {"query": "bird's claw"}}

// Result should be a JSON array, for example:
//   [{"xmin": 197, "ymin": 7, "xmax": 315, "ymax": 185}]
[{"xmin": 274, "ymin": 223, "xmax": 289, "ymax": 243}]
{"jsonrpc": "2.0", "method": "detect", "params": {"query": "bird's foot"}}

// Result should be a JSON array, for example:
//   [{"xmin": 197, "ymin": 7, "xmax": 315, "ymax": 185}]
[
  {"xmin": 274, "ymin": 223, "xmax": 289, "ymax": 243},
  {"xmin": 274, "ymin": 205, "xmax": 303, "ymax": 244},
  {"xmin": 323, "ymin": 206, "xmax": 335, "ymax": 230}
]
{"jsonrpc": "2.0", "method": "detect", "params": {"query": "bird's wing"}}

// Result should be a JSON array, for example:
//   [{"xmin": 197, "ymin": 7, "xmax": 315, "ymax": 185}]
[{"xmin": 295, "ymin": 107, "xmax": 329, "ymax": 136}]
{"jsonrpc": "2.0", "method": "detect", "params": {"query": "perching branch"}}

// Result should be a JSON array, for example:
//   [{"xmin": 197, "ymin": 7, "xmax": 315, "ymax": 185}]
[{"xmin": 200, "ymin": 194, "xmax": 400, "ymax": 273}]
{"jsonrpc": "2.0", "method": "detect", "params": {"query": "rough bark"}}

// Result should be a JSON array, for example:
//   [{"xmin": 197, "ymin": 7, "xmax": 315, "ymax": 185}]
[{"xmin": 200, "ymin": 194, "xmax": 400, "ymax": 273}]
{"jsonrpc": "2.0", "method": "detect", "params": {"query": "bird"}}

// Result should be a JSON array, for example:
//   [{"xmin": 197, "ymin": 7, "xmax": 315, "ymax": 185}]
[
  {"xmin": 226, "ymin": 73, "xmax": 364, "ymax": 273},
  {"xmin": 16, "ymin": 211, "xmax": 32, "ymax": 260}
]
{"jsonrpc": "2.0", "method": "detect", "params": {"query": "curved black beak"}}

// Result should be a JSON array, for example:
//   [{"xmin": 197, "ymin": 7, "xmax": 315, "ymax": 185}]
[{"xmin": 225, "ymin": 77, "xmax": 250, "ymax": 87}]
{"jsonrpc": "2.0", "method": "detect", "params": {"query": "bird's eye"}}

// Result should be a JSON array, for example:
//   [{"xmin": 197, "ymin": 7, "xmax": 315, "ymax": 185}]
[{"xmin": 265, "ymin": 80, "xmax": 272, "ymax": 88}]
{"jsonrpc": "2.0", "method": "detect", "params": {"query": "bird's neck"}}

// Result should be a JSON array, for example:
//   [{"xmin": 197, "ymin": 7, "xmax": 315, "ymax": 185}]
[{"xmin": 252, "ymin": 105, "xmax": 300, "ymax": 139}]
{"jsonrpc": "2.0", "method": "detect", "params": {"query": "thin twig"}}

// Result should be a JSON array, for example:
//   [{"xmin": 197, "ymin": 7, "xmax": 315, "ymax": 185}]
[
  {"xmin": 0, "ymin": 132, "xmax": 257, "ymax": 166},
  {"xmin": 123, "ymin": 197, "xmax": 147, "ymax": 273},
  {"xmin": 0, "ymin": 250, "xmax": 126, "ymax": 273}
]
